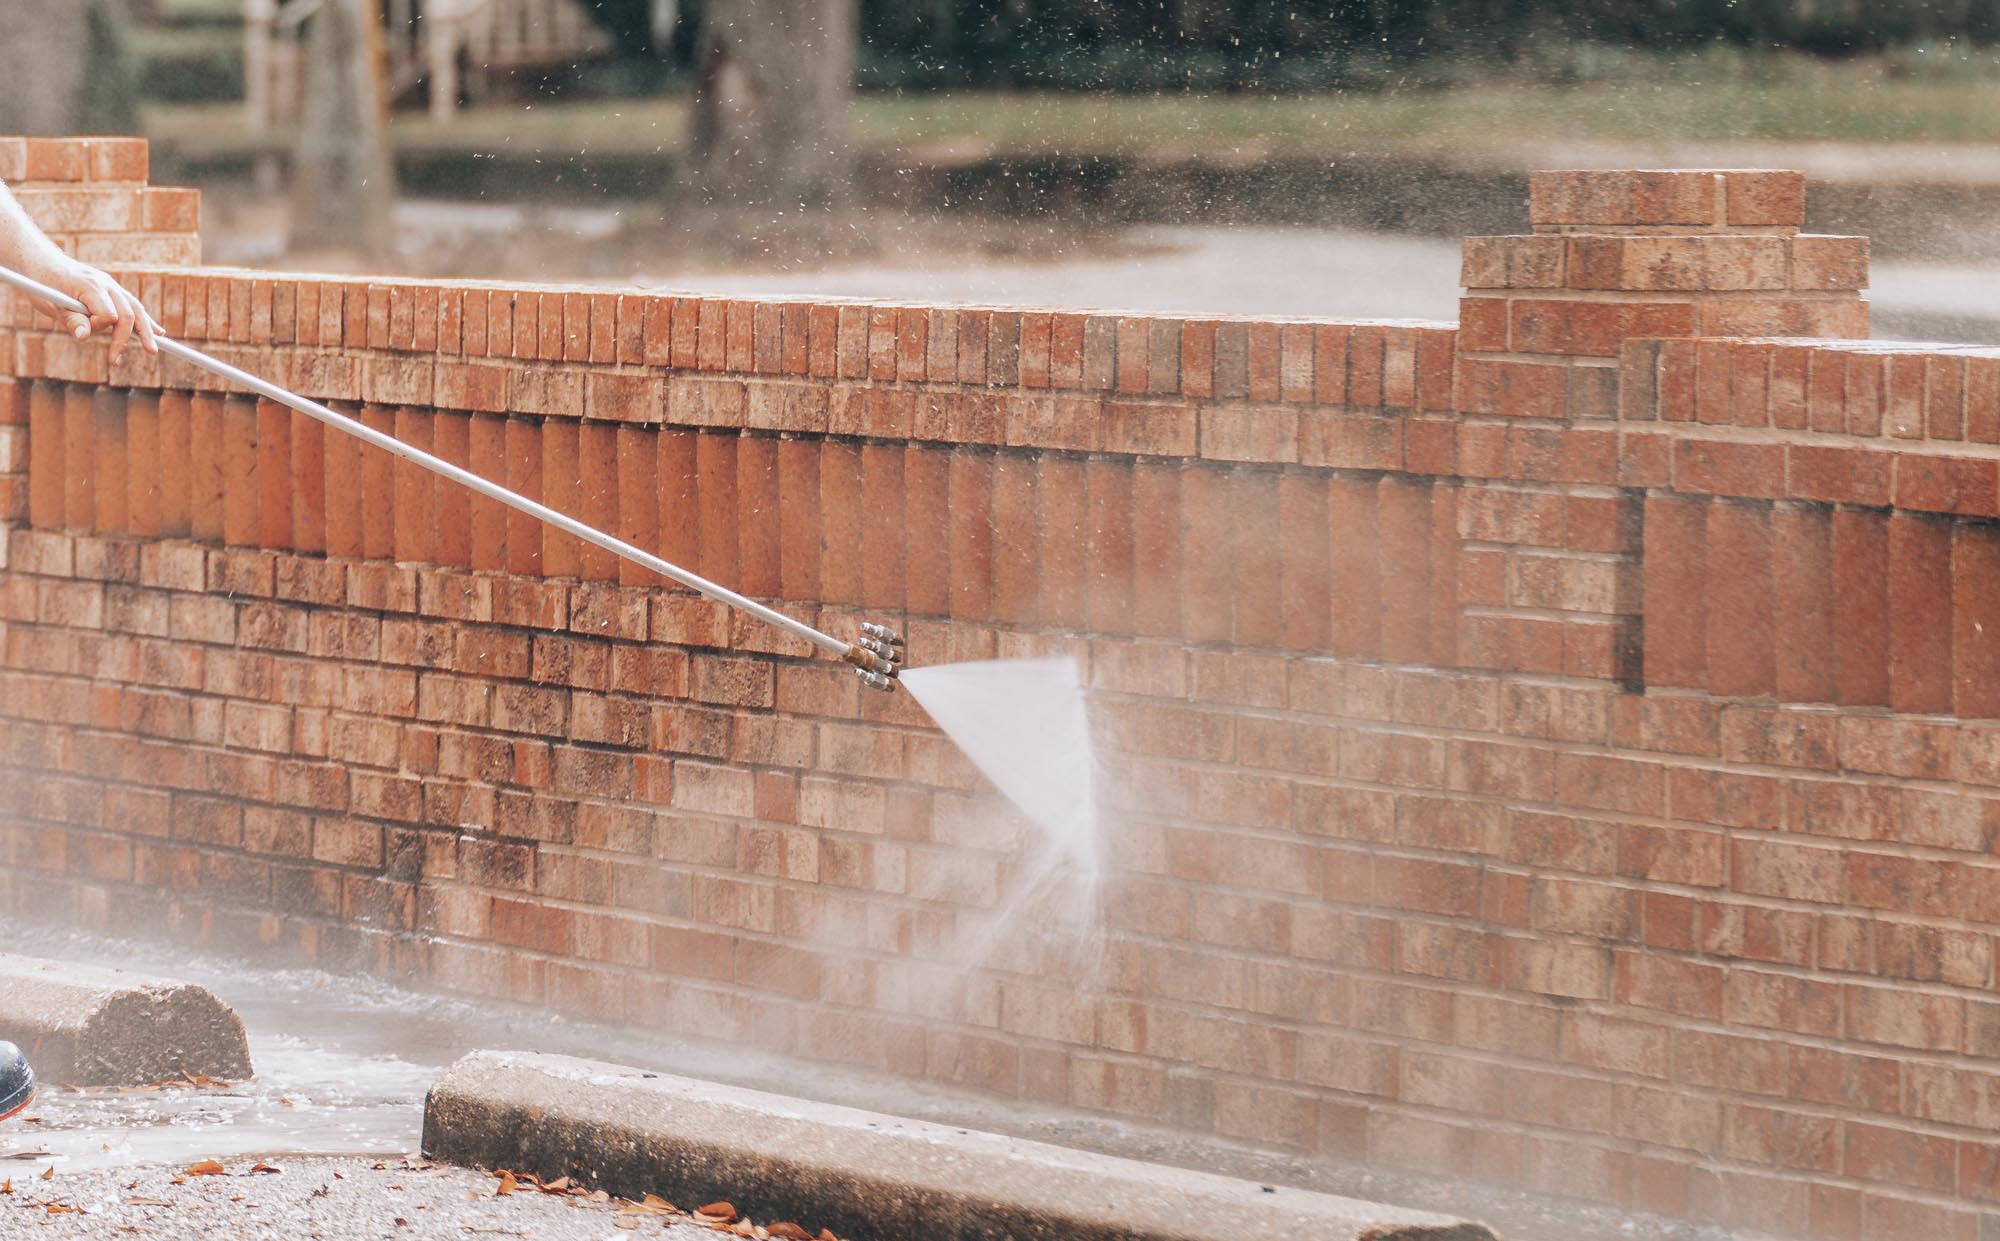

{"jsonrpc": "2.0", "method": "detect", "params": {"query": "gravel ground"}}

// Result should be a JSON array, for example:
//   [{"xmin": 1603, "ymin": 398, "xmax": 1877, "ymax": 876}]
[{"xmin": 0, "ymin": 1155, "xmax": 812, "ymax": 1241}]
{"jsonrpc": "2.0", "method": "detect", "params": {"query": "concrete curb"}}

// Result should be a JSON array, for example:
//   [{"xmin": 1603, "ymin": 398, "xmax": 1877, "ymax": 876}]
[
  {"xmin": 422, "ymin": 1051, "xmax": 1498, "ymax": 1241},
  {"xmin": 0, "ymin": 954, "xmax": 253, "ymax": 1086}
]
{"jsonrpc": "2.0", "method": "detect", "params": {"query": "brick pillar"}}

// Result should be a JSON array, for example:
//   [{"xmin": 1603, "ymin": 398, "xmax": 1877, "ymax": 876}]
[
  {"xmin": 1459, "ymin": 169, "xmax": 1867, "ymax": 421},
  {"xmin": 1447, "ymin": 169, "xmax": 1867, "ymax": 686}
]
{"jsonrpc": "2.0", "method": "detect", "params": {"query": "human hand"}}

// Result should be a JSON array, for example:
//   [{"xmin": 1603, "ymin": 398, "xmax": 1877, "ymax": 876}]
[{"xmin": 25, "ymin": 257, "xmax": 160, "ymax": 364}]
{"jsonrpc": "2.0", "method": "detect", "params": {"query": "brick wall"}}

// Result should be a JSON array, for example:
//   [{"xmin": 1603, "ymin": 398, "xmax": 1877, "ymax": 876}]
[{"xmin": 3, "ymin": 140, "xmax": 2000, "ymax": 1240}]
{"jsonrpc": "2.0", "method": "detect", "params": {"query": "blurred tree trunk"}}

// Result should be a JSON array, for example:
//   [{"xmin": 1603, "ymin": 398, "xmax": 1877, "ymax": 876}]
[
  {"xmin": 687, "ymin": 0, "xmax": 857, "ymax": 205},
  {"xmin": 0, "ymin": 0, "xmax": 139, "ymax": 137},
  {"xmin": 291, "ymin": 0, "xmax": 397, "ymax": 254}
]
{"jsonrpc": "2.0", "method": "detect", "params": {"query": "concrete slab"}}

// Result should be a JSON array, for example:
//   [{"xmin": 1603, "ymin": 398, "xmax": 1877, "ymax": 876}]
[
  {"xmin": 0, "ymin": 953, "xmax": 252, "ymax": 1086},
  {"xmin": 422, "ymin": 1050, "xmax": 1500, "ymax": 1241}
]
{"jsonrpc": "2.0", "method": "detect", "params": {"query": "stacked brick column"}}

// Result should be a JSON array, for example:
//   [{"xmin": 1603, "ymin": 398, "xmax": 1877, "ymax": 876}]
[
  {"xmin": 0, "ymin": 137, "xmax": 200, "ymax": 533},
  {"xmin": 1453, "ymin": 169, "xmax": 1869, "ymax": 685},
  {"xmin": 0, "ymin": 136, "xmax": 200, "ymax": 267}
]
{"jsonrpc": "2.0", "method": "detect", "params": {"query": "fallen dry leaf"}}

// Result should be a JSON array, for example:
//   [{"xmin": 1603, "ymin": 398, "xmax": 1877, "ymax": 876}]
[
  {"xmin": 542, "ymin": 1176, "xmax": 571, "ymax": 1193},
  {"xmin": 697, "ymin": 1201, "xmax": 737, "ymax": 1222},
  {"xmin": 183, "ymin": 1160, "xmax": 226, "ymax": 1177},
  {"xmin": 769, "ymin": 1225, "xmax": 812, "ymax": 1240},
  {"xmin": 494, "ymin": 1171, "xmax": 518, "ymax": 1197},
  {"xmin": 38, "ymin": 1167, "xmax": 53, "ymax": 1181},
  {"xmin": 640, "ymin": 1194, "xmax": 677, "ymax": 1214},
  {"xmin": 124, "ymin": 1197, "xmax": 174, "ymax": 1207},
  {"xmin": 249, "ymin": 1162, "xmax": 281, "ymax": 1175},
  {"xmin": 819, "ymin": 1231, "xmax": 839, "ymax": 1241},
  {"xmin": 1, "ymin": 1179, "xmax": 12, "ymax": 1194},
  {"xmin": 614, "ymin": 1220, "xmax": 640, "ymax": 1231},
  {"xmin": 44, "ymin": 1201, "xmax": 83, "ymax": 1215}
]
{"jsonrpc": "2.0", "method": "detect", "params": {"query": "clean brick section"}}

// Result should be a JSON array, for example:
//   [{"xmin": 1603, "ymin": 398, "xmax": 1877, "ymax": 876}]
[{"xmin": 10, "ymin": 141, "xmax": 2000, "ymax": 1241}]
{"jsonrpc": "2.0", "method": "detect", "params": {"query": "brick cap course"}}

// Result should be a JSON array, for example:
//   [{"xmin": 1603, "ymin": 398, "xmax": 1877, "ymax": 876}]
[{"xmin": 1530, "ymin": 168, "xmax": 1806, "ymax": 233}]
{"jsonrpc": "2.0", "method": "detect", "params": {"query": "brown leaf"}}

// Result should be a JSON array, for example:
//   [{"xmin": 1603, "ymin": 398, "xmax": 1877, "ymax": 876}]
[
  {"xmin": 769, "ymin": 1225, "xmax": 812, "ymax": 1240},
  {"xmin": 697, "ymin": 1201, "xmax": 737, "ymax": 1222},
  {"xmin": 614, "ymin": 1220, "xmax": 641, "ymax": 1231},
  {"xmin": 38, "ymin": 1167, "xmax": 53, "ymax": 1181},
  {"xmin": 249, "ymin": 1162, "xmax": 281, "ymax": 1175},
  {"xmin": 819, "ymin": 1231, "xmax": 839, "ymax": 1241},
  {"xmin": 1, "ymin": 1179, "xmax": 11, "ymax": 1194},
  {"xmin": 495, "ymin": 1171, "xmax": 518, "ymax": 1197},
  {"xmin": 541, "ymin": 1176, "xmax": 571, "ymax": 1193},
  {"xmin": 124, "ymin": 1197, "xmax": 174, "ymax": 1207},
  {"xmin": 183, "ymin": 1160, "xmax": 226, "ymax": 1177},
  {"xmin": 640, "ymin": 1194, "xmax": 677, "ymax": 1213}
]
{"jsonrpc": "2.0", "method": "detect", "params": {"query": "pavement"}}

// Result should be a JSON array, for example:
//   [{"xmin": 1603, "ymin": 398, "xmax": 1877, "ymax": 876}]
[
  {"xmin": 0, "ymin": 919, "xmax": 1774, "ymax": 1241},
  {"xmin": 0, "ymin": 1155, "xmax": 759, "ymax": 1240}
]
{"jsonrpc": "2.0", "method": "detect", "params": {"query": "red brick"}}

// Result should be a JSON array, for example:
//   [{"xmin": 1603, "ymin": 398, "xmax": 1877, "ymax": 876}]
[
  {"xmin": 503, "ymin": 416, "xmax": 543, "ymax": 576},
  {"xmin": 904, "ymin": 443, "xmax": 951, "ymax": 617},
  {"xmin": 1703, "ymin": 500, "xmax": 1774, "ymax": 698},
  {"xmin": 533, "ymin": 419, "xmax": 580, "ymax": 575},
  {"xmin": 576, "ymin": 421, "xmax": 619, "ymax": 581},
  {"xmin": 467, "ymin": 415, "xmax": 508, "ymax": 571},
  {"xmin": 1329, "ymin": 476, "xmax": 1382, "ymax": 660},
  {"xmin": 1728, "ymin": 342, "xmax": 1772, "ymax": 427},
  {"xmin": 691, "ymin": 431, "xmax": 738, "ymax": 589},
  {"xmin": 1888, "ymin": 512, "xmax": 1954, "ymax": 714},
  {"xmin": 1457, "ymin": 357, "xmax": 1565, "ymax": 418},
  {"xmin": 1786, "ymin": 443, "xmax": 1890, "ymax": 507},
  {"xmin": 1458, "ymin": 297, "xmax": 1507, "ymax": 351},
  {"xmin": 89, "ymin": 387, "xmax": 127, "ymax": 535},
  {"xmin": 1724, "ymin": 170, "xmax": 1806, "ymax": 227},
  {"xmin": 61, "ymin": 384, "xmax": 96, "ymax": 532},
  {"xmin": 1641, "ymin": 493, "xmax": 1707, "ymax": 690},
  {"xmin": 1770, "ymin": 504, "xmax": 1835, "ymax": 704},
  {"xmin": 1968, "ymin": 356, "xmax": 2000, "ymax": 443},
  {"xmin": 220, "ymin": 394, "xmax": 259, "ymax": 547},
  {"xmin": 1674, "ymin": 438, "xmax": 1784, "ymax": 499},
  {"xmin": 1510, "ymin": 299, "xmax": 1695, "ymax": 358},
  {"xmin": 1831, "ymin": 509, "xmax": 1890, "ymax": 707},
  {"xmin": 1953, "ymin": 523, "xmax": 2000, "ymax": 719},
  {"xmin": 1843, "ymin": 352, "xmax": 1884, "ymax": 435},
  {"xmin": 1269, "ymin": 472, "xmax": 1330, "ymax": 653},
  {"xmin": 1896, "ymin": 452, "xmax": 2000, "ymax": 518},
  {"xmin": 1348, "ymin": 326, "xmax": 1385, "ymax": 407},
  {"xmin": 1130, "ymin": 459, "xmax": 1181, "ymax": 639}
]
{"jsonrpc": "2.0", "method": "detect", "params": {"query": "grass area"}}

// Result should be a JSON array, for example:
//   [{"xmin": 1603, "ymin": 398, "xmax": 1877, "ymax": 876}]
[{"xmin": 144, "ymin": 49, "xmax": 2000, "ymax": 164}]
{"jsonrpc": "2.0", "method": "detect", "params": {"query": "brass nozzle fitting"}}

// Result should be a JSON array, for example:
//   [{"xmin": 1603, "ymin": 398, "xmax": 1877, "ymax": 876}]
[{"xmin": 844, "ymin": 622, "xmax": 904, "ymax": 692}]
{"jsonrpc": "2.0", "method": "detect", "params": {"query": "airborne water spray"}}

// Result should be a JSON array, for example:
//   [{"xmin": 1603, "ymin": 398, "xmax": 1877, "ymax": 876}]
[{"xmin": 900, "ymin": 657, "xmax": 1106, "ymax": 976}]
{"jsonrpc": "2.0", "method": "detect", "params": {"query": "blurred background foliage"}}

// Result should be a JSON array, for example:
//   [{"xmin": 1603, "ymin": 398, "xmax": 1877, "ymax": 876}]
[{"xmin": 136, "ymin": 0, "xmax": 2000, "ymax": 108}]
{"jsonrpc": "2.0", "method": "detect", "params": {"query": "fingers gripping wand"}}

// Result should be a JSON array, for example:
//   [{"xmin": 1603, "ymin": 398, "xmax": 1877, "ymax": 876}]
[{"xmin": 0, "ymin": 265, "xmax": 905, "ymax": 690}]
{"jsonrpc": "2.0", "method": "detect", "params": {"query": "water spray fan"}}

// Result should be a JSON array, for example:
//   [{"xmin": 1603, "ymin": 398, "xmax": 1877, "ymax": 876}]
[{"xmin": 0, "ymin": 265, "xmax": 907, "ymax": 693}]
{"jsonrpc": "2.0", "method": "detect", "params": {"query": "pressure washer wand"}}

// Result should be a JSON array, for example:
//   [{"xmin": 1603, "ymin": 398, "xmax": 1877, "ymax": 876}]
[{"xmin": 0, "ymin": 265, "xmax": 904, "ymax": 690}]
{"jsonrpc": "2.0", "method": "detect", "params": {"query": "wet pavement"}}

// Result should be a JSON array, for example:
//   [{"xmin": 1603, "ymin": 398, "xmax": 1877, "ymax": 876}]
[
  {"xmin": 0, "ymin": 918, "xmax": 1772, "ymax": 1241},
  {"xmin": 0, "ymin": 1156, "xmax": 744, "ymax": 1240}
]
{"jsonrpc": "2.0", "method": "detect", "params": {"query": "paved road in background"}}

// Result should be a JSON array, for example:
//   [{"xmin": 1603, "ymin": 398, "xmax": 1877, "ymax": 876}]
[{"xmin": 640, "ymin": 223, "xmax": 2000, "ymax": 346}]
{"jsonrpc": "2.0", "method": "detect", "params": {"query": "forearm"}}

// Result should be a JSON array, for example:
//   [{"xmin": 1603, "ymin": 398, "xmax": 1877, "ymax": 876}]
[
  {"xmin": 0, "ymin": 181, "xmax": 156, "ymax": 358},
  {"xmin": 0, "ymin": 182, "xmax": 71, "ymax": 282}
]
